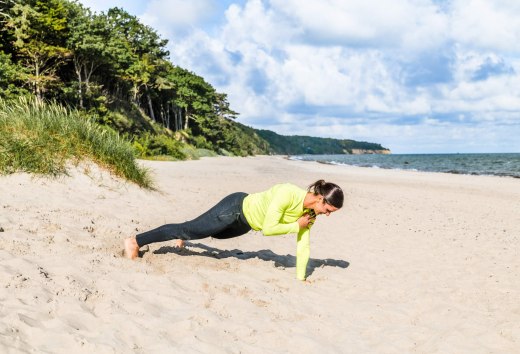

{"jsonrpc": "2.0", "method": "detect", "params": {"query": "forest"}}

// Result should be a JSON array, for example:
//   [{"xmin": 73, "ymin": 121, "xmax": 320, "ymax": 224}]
[{"xmin": 0, "ymin": 0, "xmax": 388, "ymax": 161}]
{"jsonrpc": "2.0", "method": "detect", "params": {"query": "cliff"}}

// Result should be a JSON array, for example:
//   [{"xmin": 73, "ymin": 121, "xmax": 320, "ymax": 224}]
[{"xmin": 350, "ymin": 149, "xmax": 392, "ymax": 155}]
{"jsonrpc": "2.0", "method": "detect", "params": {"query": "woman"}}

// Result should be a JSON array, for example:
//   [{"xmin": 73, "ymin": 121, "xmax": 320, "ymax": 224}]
[{"xmin": 124, "ymin": 179, "xmax": 343, "ymax": 281}]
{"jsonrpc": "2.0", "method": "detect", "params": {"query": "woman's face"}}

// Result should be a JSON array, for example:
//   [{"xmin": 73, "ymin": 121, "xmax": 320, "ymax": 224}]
[{"xmin": 314, "ymin": 199, "xmax": 339, "ymax": 216}]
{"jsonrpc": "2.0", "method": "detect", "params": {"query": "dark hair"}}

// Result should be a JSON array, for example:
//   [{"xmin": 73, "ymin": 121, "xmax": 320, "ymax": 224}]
[{"xmin": 308, "ymin": 179, "xmax": 344, "ymax": 208}]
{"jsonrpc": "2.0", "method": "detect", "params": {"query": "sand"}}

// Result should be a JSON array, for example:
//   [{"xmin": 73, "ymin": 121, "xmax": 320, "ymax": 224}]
[{"xmin": 1, "ymin": 156, "xmax": 519, "ymax": 353}]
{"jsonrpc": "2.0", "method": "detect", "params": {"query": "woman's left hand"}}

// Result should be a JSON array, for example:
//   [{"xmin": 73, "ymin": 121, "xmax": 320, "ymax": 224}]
[{"xmin": 297, "ymin": 213, "xmax": 316, "ymax": 229}]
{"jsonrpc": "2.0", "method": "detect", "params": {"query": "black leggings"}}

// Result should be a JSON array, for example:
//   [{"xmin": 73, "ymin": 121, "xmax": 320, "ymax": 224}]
[{"xmin": 136, "ymin": 192, "xmax": 252, "ymax": 247}]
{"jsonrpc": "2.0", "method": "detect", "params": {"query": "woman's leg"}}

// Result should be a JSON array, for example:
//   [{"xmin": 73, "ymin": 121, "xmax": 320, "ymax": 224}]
[
  {"xmin": 135, "ymin": 192, "xmax": 250, "ymax": 247},
  {"xmin": 212, "ymin": 212, "xmax": 252, "ymax": 239}
]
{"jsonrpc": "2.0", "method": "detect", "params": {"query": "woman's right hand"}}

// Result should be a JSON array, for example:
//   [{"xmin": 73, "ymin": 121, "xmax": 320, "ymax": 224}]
[{"xmin": 298, "ymin": 213, "xmax": 315, "ymax": 229}]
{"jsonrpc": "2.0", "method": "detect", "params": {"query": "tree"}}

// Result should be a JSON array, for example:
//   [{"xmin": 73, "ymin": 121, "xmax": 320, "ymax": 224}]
[
  {"xmin": 4, "ymin": 0, "xmax": 71, "ymax": 99},
  {"xmin": 167, "ymin": 66, "xmax": 215, "ymax": 131},
  {"xmin": 0, "ymin": 50, "xmax": 29, "ymax": 98},
  {"xmin": 103, "ymin": 7, "xmax": 168, "ymax": 109},
  {"xmin": 66, "ymin": 2, "xmax": 108, "ymax": 108}
]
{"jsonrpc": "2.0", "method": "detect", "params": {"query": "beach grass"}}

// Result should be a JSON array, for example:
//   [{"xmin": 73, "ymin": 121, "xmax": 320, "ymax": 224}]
[{"xmin": 0, "ymin": 97, "xmax": 153, "ymax": 188}]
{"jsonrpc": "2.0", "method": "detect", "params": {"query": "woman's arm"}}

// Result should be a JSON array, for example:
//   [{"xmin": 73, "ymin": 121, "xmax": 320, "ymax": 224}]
[
  {"xmin": 296, "ymin": 228, "xmax": 311, "ymax": 281},
  {"xmin": 261, "ymin": 193, "xmax": 300, "ymax": 236}
]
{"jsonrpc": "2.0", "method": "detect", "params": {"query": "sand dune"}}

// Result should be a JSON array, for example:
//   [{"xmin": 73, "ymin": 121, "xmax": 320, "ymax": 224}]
[{"xmin": 1, "ymin": 156, "xmax": 519, "ymax": 353}]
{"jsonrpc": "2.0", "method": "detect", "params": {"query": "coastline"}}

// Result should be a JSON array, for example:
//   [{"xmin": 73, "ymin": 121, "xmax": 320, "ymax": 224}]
[
  {"xmin": 1, "ymin": 155, "xmax": 519, "ymax": 353},
  {"xmin": 289, "ymin": 152, "xmax": 520, "ymax": 179}
]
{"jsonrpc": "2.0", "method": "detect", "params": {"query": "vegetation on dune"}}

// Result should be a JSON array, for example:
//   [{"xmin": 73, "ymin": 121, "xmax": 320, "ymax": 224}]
[{"xmin": 0, "ymin": 97, "xmax": 153, "ymax": 188}]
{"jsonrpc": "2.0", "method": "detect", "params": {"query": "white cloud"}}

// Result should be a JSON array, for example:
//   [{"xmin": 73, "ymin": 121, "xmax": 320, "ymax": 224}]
[
  {"xmin": 450, "ymin": 0, "xmax": 520, "ymax": 52},
  {"xmin": 223, "ymin": 1, "xmax": 297, "ymax": 49},
  {"xmin": 271, "ymin": 0, "xmax": 449, "ymax": 52},
  {"xmin": 141, "ymin": 0, "xmax": 216, "ymax": 36},
  {"xmin": 434, "ymin": 49, "xmax": 520, "ymax": 115}
]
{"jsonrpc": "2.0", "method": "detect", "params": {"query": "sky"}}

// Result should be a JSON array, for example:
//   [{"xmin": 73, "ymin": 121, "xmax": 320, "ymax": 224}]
[{"xmin": 77, "ymin": 0, "xmax": 520, "ymax": 154}]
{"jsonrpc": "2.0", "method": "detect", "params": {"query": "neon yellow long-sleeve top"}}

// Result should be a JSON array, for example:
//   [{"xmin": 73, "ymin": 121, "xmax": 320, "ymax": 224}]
[{"xmin": 242, "ymin": 183, "xmax": 311, "ymax": 281}]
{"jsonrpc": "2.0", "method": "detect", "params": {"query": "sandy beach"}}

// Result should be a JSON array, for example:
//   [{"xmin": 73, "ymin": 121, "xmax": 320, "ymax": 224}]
[{"xmin": 1, "ymin": 155, "xmax": 519, "ymax": 353}]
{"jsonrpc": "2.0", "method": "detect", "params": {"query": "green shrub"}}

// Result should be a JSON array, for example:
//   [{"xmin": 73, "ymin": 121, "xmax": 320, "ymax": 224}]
[
  {"xmin": 132, "ymin": 132, "xmax": 187, "ymax": 160},
  {"xmin": 0, "ymin": 97, "xmax": 153, "ymax": 188}
]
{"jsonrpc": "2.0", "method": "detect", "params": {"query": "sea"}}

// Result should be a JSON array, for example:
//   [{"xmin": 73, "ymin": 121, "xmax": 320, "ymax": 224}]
[{"xmin": 289, "ymin": 153, "xmax": 520, "ymax": 179}]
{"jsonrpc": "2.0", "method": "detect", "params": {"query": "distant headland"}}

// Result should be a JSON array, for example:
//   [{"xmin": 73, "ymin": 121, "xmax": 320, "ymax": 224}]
[{"xmin": 254, "ymin": 129, "xmax": 391, "ymax": 155}]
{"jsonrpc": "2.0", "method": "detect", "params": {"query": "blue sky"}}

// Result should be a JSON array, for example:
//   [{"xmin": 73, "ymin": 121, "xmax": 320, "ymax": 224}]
[{"xmin": 78, "ymin": 0, "xmax": 520, "ymax": 153}]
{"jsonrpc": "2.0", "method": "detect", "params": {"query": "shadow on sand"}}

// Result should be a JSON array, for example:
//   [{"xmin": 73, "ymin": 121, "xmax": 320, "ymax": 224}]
[{"xmin": 153, "ymin": 241, "xmax": 349, "ymax": 277}]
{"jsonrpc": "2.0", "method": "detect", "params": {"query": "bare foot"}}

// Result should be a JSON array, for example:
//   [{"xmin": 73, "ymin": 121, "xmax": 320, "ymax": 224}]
[
  {"xmin": 174, "ymin": 239, "xmax": 185, "ymax": 248},
  {"xmin": 124, "ymin": 237, "xmax": 139, "ymax": 259}
]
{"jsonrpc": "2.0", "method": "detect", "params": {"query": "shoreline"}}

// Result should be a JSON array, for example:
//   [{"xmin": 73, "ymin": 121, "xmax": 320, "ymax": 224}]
[
  {"xmin": 307, "ymin": 158, "xmax": 520, "ymax": 179},
  {"xmin": 1, "ymin": 155, "xmax": 519, "ymax": 353},
  {"xmin": 287, "ymin": 153, "xmax": 520, "ymax": 179}
]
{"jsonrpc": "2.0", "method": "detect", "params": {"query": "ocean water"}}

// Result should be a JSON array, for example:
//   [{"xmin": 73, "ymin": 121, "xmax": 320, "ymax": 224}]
[{"xmin": 290, "ymin": 153, "xmax": 520, "ymax": 178}]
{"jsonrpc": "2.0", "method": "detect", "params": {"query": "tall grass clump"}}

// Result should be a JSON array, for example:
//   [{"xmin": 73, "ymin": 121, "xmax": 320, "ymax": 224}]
[{"xmin": 0, "ymin": 97, "xmax": 153, "ymax": 188}]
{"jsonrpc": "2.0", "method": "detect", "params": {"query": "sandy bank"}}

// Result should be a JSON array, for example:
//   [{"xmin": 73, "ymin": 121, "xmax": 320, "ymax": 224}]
[{"xmin": 1, "ymin": 156, "xmax": 519, "ymax": 353}]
